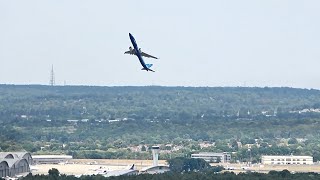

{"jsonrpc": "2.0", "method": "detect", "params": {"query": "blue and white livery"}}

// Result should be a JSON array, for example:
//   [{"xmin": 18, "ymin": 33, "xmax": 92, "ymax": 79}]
[{"xmin": 125, "ymin": 33, "xmax": 157, "ymax": 72}]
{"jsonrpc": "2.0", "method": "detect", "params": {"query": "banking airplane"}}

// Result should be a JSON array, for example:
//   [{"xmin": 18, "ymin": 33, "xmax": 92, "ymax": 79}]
[{"xmin": 124, "ymin": 33, "xmax": 158, "ymax": 72}]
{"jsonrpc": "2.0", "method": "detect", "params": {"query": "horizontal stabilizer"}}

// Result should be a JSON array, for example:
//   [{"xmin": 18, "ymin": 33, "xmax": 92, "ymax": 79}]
[
  {"xmin": 145, "ymin": 64, "xmax": 153, "ymax": 68},
  {"xmin": 141, "ymin": 67, "xmax": 155, "ymax": 72}
]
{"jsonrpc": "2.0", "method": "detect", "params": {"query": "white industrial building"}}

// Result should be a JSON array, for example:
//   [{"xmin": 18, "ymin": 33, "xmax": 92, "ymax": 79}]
[
  {"xmin": 261, "ymin": 155, "xmax": 313, "ymax": 165},
  {"xmin": 140, "ymin": 165, "xmax": 170, "ymax": 174},
  {"xmin": 32, "ymin": 155, "xmax": 72, "ymax": 164},
  {"xmin": 0, "ymin": 152, "xmax": 32, "ymax": 178},
  {"xmin": 191, "ymin": 152, "xmax": 231, "ymax": 163}
]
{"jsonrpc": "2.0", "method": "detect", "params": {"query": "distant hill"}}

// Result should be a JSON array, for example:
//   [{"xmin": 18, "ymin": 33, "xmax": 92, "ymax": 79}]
[
  {"xmin": 0, "ymin": 85, "xmax": 320, "ymax": 121},
  {"xmin": 1, "ymin": 85, "xmax": 320, "ymax": 159}
]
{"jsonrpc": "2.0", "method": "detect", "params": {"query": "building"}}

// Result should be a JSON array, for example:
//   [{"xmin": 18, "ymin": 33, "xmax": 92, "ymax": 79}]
[
  {"xmin": 139, "ymin": 145, "xmax": 170, "ymax": 174},
  {"xmin": 32, "ymin": 155, "xmax": 72, "ymax": 164},
  {"xmin": 191, "ymin": 152, "xmax": 231, "ymax": 163},
  {"xmin": 261, "ymin": 155, "xmax": 313, "ymax": 165},
  {"xmin": 140, "ymin": 165, "xmax": 170, "ymax": 174},
  {"xmin": 0, "ymin": 152, "xmax": 32, "ymax": 178}
]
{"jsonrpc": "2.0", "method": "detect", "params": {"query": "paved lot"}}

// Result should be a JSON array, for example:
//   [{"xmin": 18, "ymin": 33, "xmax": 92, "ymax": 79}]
[
  {"xmin": 33, "ymin": 159, "xmax": 167, "ymax": 175},
  {"xmin": 32, "ymin": 160, "xmax": 320, "ymax": 176},
  {"xmin": 216, "ymin": 163, "xmax": 320, "ymax": 174}
]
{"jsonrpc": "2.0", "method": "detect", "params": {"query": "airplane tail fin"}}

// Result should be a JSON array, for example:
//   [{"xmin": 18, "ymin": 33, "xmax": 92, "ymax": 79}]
[
  {"xmin": 129, "ymin": 164, "xmax": 135, "ymax": 170},
  {"xmin": 145, "ymin": 64, "xmax": 153, "ymax": 68},
  {"xmin": 141, "ymin": 64, "xmax": 155, "ymax": 72}
]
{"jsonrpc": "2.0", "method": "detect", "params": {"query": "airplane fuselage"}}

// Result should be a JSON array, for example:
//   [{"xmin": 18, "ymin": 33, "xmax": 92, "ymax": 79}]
[{"xmin": 129, "ymin": 33, "xmax": 150, "ymax": 71}]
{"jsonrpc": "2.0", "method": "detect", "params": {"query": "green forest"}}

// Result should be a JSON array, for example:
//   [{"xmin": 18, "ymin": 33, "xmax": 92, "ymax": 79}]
[{"xmin": 1, "ymin": 85, "xmax": 320, "ymax": 162}]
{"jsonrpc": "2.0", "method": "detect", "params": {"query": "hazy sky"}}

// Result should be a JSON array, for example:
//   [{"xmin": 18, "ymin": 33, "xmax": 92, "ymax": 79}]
[{"xmin": 1, "ymin": 1, "xmax": 320, "ymax": 88}]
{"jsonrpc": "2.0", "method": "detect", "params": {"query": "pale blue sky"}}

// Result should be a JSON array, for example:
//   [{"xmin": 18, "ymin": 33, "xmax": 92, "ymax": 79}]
[{"xmin": 1, "ymin": 0, "xmax": 320, "ymax": 88}]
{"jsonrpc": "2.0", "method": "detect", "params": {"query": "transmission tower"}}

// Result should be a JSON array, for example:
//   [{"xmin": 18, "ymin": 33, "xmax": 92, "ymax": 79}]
[{"xmin": 50, "ymin": 65, "xmax": 55, "ymax": 86}]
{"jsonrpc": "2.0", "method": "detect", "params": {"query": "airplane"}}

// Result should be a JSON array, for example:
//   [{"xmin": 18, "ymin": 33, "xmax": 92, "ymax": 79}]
[
  {"xmin": 125, "ymin": 33, "xmax": 157, "ymax": 72},
  {"xmin": 75, "ymin": 164, "xmax": 137, "ymax": 177}
]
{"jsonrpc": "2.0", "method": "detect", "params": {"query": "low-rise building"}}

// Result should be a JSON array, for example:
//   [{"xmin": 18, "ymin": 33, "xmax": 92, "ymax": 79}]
[
  {"xmin": 32, "ymin": 155, "xmax": 72, "ymax": 164},
  {"xmin": 261, "ymin": 155, "xmax": 313, "ymax": 165},
  {"xmin": 140, "ymin": 165, "xmax": 170, "ymax": 174},
  {"xmin": 191, "ymin": 152, "xmax": 231, "ymax": 163}
]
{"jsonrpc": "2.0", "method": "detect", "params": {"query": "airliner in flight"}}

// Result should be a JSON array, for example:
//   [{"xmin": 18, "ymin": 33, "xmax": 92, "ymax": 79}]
[{"xmin": 125, "ymin": 33, "xmax": 158, "ymax": 72}]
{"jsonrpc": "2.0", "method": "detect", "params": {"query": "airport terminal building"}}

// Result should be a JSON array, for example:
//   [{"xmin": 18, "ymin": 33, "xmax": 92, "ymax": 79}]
[
  {"xmin": 261, "ymin": 155, "xmax": 313, "ymax": 165},
  {"xmin": 0, "ymin": 152, "xmax": 32, "ymax": 178}
]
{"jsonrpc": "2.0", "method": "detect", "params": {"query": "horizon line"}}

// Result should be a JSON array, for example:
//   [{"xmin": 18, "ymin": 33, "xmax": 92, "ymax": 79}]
[{"xmin": 0, "ymin": 83, "xmax": 319, "ymax": 90}]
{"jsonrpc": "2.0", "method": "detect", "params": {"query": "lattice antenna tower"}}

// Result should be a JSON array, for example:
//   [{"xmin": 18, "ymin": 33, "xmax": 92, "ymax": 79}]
[{"xmin": 50, "ymin": 65, "xmax": 55, "ymax": 86}]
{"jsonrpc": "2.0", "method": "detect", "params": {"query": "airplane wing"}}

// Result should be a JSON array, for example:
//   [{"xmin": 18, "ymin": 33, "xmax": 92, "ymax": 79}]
[
  {"xmin": 141, "ymin": 51, "xmax": 158, "ymax": 59},
  {"xmin": 124, "ymin": 51, "xmax": 135, "ymax": 55}
]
